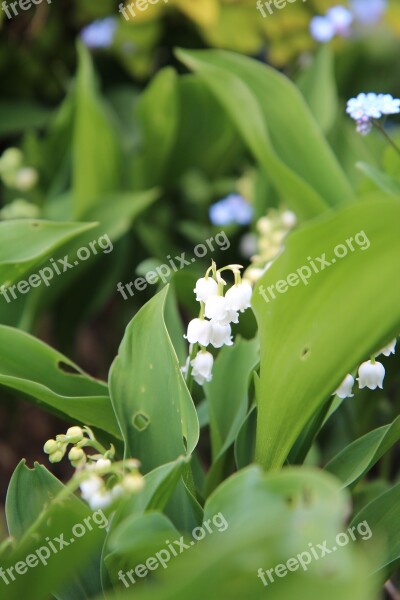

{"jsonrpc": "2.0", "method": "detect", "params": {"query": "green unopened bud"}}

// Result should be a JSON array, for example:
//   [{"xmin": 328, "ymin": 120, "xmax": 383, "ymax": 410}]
[
  {"xmin": 68, "ymin": 447, "xmax": 85, "ymax": 463},
  {"xmin": 49, "ymin": 450, "xmax": 64, "ymax": 464},
  {"xmin": 13, "ymin": 167, "xmax": 38, "ymax": 192},
  {"xmin": 94, "ymin": 458, "xmax": 112, "ymax": 475},
  {"xmin": 0, "ymin": 148, "xmax": 23, "ymax": 173},
  {"xmin": 43, "ymin": 439, "xmax": 58, "ymax": 455},
  {"xmin": 66, "ymin": 427, "xmax": 84, "ymax": 443},
  {"xmin": 123, "ymin": 474, "xmax": 145, "ymax": 493}
]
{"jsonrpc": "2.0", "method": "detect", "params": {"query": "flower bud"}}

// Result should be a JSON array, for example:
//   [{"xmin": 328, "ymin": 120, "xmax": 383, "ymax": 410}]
[
  {"xmin": 123, "ymin": 474, "xmax": 145, "ymax": 493},
  {"xmin": 0, "ymin": 148, "xmax": 23, "ymax": 173},
  {"xmin": 68, "ymin": 447, "xmax": 86, "ymax": 463},
  {"xmin": 49, "ymin": 450, "xmax": 64, "ymax": 464},
  {"xmin": 66, "ymin": 426, "xmax": 84, "ymax": 443},
  {"xmin": 43, "ymin": 439, "xmax": 58, "ymax": 455},
  {"xmin": 94, "ymin": 458, "xmax": 112, "ymax": 475},
  {"xmin": 13, "ymin": 167, "xmax": 38, "ymax": 192}
]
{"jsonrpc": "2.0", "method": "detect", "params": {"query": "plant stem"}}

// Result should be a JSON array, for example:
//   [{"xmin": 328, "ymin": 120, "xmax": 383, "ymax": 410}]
[
  {"xmin": 372, "ymin": 120, "xmax": 400, "ymax": 156},
  {"xmin": 385, "ymin": 580, "xmax": 400, "ymax": 600}
]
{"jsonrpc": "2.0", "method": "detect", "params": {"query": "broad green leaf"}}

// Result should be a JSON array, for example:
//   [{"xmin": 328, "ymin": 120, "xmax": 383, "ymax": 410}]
[
  {"xmin": 0, "ymin": 325, "xmax": 120, "ymax": 439},
  {"xmin": 0, "ymin": 219, "xmax": 95, "ymax": 288},
  {"xmin": 252, "ymin": 197, "xmax": 400, "ymax": 470},
  {"xmin": 109, "ymin": 286, "xmax": 199, "ymax": 472},
  {"xmin": 234, "ymin": 404, "xmax": 257, "ymax": 469},
  {"xmin": 357, "ymin": 161, "xmax": 400, "ymax": 198},
  {"xmin": 107, "ymin": 467, "xmax": 376, "ymax": 600},
  {"xmin": 73, "ymin": 43, "xmax": 121, "ymax": 218},
  {"xmin": 4, "ymin": 461, "xmax": 106, "ymax": 600},
  {"xmin": 80, "ymin": 189, "xmax": 159, "ymax": 242},
  {"xmin": 205, "ymin": 337, "xmax": 259, "ymax": 460},
  {"xmin": 297, "ymin": 47, "xmax": 338, "ymax": 134},
  {"xmin": 0, "ymin": 101, "xmax": 49, "ymax": 137},
  {"xmin": 167, "ymin": 75, "xmax": 244, "ymax": 181},
  {"xmin": 134, "ymin": 68, "xmax": 179, "ymax": 187},
  {"xmin": 325, "ymin": 416, "xmax": 400, "ymax": 488},
  {"xmin": 104, "ymin": 512, "xmax": 179, "ymax": 591},
  {"xmin": 101, "ymin": 458, "xmax": 187, "ymax": 591},
  {"xmin": 203, "ymin": 337, "xmax": 259, "ymax": 495},
  {"xmin": 351, "ymin": 483, "xmax": 400, "ymax": 576},
  {"xmin": 177, "ymin": 49, "xmax": 354, "ymax": 220}
]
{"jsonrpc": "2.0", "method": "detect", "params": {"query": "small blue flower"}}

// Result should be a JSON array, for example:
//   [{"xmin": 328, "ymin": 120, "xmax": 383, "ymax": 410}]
[
  {"xmin": 310, "ymin": 16, "xmax": 335, "ymax": 42},
  {"xmin": 80, "ymin": 17, "xmax": 117, "ymax": 49},
  {"xmin": 350, "ymin": 0, "xmax": 387, "ymax": 25},
  {"xmin": 310, "ymin": 5, "xmax": 353, "ymax": 42},
  {"xmin": 346, "ymin": 92, "xmax": 400, "ymax": 135},
  {"xmin": 209, "ymin": 194, "xmax": 253, "ymax": 226}
]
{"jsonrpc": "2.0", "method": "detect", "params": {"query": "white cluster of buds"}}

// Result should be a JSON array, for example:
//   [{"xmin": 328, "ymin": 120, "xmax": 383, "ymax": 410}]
[
  {"xmin": 44, "ymin": 426, "xmax": 86, "ymax": 465},
  {"xmin": 182, "ymin": 262, "xmax": 252, "ymax": 386},
  {"xmin": 243, "ymin": 208, "xmax": 297, "ymax": 284},
  {"xmin": 333, "ymin": 338, "xmax": 397, "ymax": 399},
  {"xmin": 44, "ymin": 425, "xmax": 144, "ymax": 511},
  {"xmin": 80, "ymin": 459, "xmax": 144, "ymax": 511},
  {"xmin": 0, "ymin": 148, "xmax": 38, "ymax": 192}
]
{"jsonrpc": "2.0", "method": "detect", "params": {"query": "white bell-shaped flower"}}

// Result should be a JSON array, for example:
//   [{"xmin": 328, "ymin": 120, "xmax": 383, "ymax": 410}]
[
  {"xmin": 357, "ymin": 360, "xmax": 385, "ymax": 390},
  {"xmin": 184, "ymin": 318, "xmax": 211, "ymax": 346},
  {"xmin": 280, "ymin": 210, "xmax": 297, "ymax": 229},
  {"xmin": 209, "ymin": 322, "xmax": 233, "ymax": 349},
  {"xmin": 191, "ymin": 350, "xmax": 214, "ymax": 385},
  {"xmin": 333, "ymin": 374, "xmax": 354, "ymax": 399},
  {"xmin": 94, "ymin": 458, "xmax": 112, "ymax": 474},
  {"xmin": 377, "ymin": 339, "xmax": 396, "ymax": 357},
  {"xmin": 193, "ymin": 277, "xmax": 218, "ymax": 302},
  {"xmin": 88, "ymin": 490, "xmax": 114, "ymax": 510},
  {"xmin": 80, "ymin": 475, "xmax": 103, "ymax": 502},
  {"xmin": 204, "ymin": 296, "xmax": 227, "ymax": 321},
  {"xmin": 225, "ymin": 281, "xmax": 252, "ymax": 312},
  {"xmin": 204, "ymin": 295, "xmax": 239, "ymax": 325}
]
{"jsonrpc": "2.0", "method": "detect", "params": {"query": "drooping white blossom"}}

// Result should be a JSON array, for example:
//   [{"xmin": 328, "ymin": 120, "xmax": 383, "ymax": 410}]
[
  {"xmin": 377, "ymin": 338, "xmax": 396, "ymax": 357},
  {"xmin": 357, "ymin": 360, "xmax": 385, "ymax": 390},
  {"xmin": 190, "ymin": 350, "xmax": 214, "ymax": 385},
  {"xmin": 184, "ymin": 318, "xmax": 211, "ymax": 346},
  {"xmin": 209, "ymin": 322, "xmax": 233, "ymax": 349},
  {"xmin": 333, "ymin": 374, "xmax": 355, "ymax": 399},
  {"xmin": 225, "ymin": 281, "xmax": 252, "ymax": 312},
  {"xmin": 193, "ymin": 277, "xmax": 218, "ymax": 302}
]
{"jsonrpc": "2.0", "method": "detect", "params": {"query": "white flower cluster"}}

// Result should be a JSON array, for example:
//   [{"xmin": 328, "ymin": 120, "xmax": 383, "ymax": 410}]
[
  {"xmin": 183, "ymin": 264, "xmax": 252, "ymax": 385},
  {"xmin": 80, "ymin": 459, "xmax": 144, "ymax": 511},
  {"xmin": 43, "ymin": 425, "xmax": 144, "ymax": 510},
  {"xmin": 346, "ymin": 93, "xmax": 400, "ymax": 135},
  {"xmin": 333, "ymin": 338, "xmax": 396, "ymax": 399},
  {"xmin": 244, "ymin": 208, "xmax": 297, "ymax": 284},
  {"xmin": 0, "ymin": 148, "xmax": 38, "ymax": 192}
]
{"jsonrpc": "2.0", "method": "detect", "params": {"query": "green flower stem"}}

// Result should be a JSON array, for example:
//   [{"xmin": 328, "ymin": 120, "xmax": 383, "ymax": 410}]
[{"xmin": 372, "ymin": 120, "xmax": 400, "ymax": 156}]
